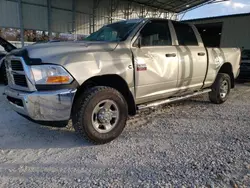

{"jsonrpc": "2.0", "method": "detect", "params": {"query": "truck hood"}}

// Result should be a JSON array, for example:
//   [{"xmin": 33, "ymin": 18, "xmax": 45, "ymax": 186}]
[{"xmin": 24, "ymin": 41, "xmax": 118, "ymax": 60}]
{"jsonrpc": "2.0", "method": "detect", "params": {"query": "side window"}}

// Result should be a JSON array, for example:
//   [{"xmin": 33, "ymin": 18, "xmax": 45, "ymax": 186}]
[
  {"xmin": 172, "ymin": 22, "xmax": 198, "ymax": 46},
  {"xmin": 140, "ymin": 21, "xmax": 172, "ymax": 46}
]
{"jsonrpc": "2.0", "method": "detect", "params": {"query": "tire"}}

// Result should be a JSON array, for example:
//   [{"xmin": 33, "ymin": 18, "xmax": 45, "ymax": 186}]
[
  {"xmin": 72, "ymin": 86, "xmax": 128, "ymax": 144},
  {"xmin": 209, "ymin": 73, "xmax": 231, "ymax": 104}
]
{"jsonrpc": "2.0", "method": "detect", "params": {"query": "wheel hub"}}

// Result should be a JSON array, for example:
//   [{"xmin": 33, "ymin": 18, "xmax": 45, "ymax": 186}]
[
  {"xmin": 97, "ymin": 109, "xmax": 112, "ymax": 123},
  {"xmin": 92, "ymin": 99, "xmax": 119, "ymax": 134},
  {"xmin": 220, "ymin": 80, "xmax": 229, "ymax": 98}
]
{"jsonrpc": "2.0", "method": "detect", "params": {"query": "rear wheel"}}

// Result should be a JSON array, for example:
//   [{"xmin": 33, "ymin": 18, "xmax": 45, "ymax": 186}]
[
  {"xmin": 72, "ymin": 86, "xmax": 128, "ymax": 144},
  {"xmin": 209, "ymin": 73, "xmax": 231, "ymax": 104}
]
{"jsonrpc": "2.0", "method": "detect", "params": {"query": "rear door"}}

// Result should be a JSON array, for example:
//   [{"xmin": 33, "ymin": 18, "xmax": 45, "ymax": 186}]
[
  {"xmin": 131, "ymin": 20, "xmax": 179, "ymax": 104},
  {"xmin": 171, "ymin": 21, "xmax": 207, "ymax": 91}
]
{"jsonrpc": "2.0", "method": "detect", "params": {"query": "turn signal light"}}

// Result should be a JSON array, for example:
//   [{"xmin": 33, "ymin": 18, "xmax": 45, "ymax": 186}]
[{"xmin": 46, "ymin": 76, "xmax": 70, "ymax": 84}]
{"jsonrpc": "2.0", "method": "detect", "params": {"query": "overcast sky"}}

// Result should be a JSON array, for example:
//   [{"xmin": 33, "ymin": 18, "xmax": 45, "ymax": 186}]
[{"xmin": 183, "ymin": 0, "xmax": 250, "ymax": 20}]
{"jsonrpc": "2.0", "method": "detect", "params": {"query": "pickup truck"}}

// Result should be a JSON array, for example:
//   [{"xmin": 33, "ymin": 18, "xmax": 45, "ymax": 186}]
[{"xmin": 3, "ymin": 18, "xmax": 241, "ymax": 144}]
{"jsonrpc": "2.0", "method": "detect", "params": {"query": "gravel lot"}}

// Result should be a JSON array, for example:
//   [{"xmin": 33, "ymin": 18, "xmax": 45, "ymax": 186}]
[{"xmin": 0, "ymin": 84, "xmax": 249, "ymax": 188}]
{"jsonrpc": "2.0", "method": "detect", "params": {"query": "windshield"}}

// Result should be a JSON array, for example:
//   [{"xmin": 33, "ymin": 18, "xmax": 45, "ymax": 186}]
[{"xmin": 85, "ymin": 20, "xmax": 141, "ymax": 42}]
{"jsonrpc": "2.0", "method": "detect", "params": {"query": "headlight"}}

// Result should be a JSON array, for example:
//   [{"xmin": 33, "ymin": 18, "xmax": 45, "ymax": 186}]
[{"xmin": 31, "ymin": 65, "xmax": 73, "ymax": 85}]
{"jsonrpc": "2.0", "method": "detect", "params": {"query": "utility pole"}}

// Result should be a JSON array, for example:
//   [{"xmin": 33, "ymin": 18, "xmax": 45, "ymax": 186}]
[{"xmin": 18, "ymin": 0, "xmax": 24, "ymax": 47}]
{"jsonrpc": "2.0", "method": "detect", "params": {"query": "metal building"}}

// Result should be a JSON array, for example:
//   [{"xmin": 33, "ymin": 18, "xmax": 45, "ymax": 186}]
[
  {"xmin": 185, "ymin": 13, "xmax": 250, "ymax": 50},
  {"xmin": 0, "ymin": 0, "xmax": 222, "ymax": 46}
]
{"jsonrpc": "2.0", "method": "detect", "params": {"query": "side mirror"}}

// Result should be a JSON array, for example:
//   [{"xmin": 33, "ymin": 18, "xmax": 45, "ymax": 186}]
[{"xmin": 133, "ymin": 35, "xmax": 142, "ymax": 48}]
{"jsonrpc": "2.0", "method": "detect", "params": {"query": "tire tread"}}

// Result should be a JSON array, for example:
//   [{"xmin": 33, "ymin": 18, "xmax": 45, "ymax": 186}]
[
  {"xmin": 209, "ymin": 73, "xmax": 231, "ymax": 104},
  {"xmin": 72, "ymin": 86, "xmax": 127, "ymax": 144}
]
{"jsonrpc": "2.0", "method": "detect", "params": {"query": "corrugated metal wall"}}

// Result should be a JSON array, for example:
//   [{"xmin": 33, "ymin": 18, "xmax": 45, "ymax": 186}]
[
  {"xmin": 22, "ymin": 2, "xmax": 48, "ymax": 31},
  {"xmin": 0, "ymin": 0, "xmax": 19, "ymax": 28},
  {"xmin": 188, "ymin": 14, "xmax": 250, "ymax": 49},
  {"xmin": 221, "ymin": 16, "xmax": 250, "ymax": 49},
  {"xmin": 0, "ymin": 0, "xmax": 177, "ymax": 36}
]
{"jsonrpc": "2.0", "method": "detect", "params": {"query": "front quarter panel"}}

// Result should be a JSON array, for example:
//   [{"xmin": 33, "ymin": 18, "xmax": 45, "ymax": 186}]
[{"xmin": 62, "ymin": 43, "xmax": 134, "ymax": 89}]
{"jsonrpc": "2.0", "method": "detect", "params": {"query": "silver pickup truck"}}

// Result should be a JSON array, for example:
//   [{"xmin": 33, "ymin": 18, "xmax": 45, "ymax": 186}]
[{"xmin": 3, "ymin": 18, "xmax": 241, "ymax": 144}]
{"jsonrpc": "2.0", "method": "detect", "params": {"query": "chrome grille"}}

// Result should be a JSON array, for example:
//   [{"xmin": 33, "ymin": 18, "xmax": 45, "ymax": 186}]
[
  {"xmin": 11, "ymin": 60, "xmax": 24, "ymax": 71},
  {"xmin": 5, "ymin": 56, "xmax": 36, "ymax": 92},
  {"xmin": 13, "ymin": 74, "xmax": 28, "ymax": 87}
]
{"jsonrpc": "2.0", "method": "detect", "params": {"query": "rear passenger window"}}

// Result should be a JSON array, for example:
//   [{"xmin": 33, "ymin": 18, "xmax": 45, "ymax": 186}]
[
  {"xmin": 172, "ymin": 22, "xmax": 198, "ymax": 46},
  {"xmin": 140, "ymin": 21, "xmax": 172, "ymax": 46}
]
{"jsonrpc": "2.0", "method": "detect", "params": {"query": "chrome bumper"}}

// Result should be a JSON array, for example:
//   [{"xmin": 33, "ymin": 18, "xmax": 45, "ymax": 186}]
[{"xmin": 5, "ymin": 86, "xmax": 76, "ymax": 121}]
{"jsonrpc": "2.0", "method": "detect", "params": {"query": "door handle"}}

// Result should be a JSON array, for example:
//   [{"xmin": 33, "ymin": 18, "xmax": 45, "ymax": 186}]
[
  {"xmin": 198, "ymin": 52, "xmax": 205, "ymax": 56},
  {"xmin": 165, "ymin": 53, "xmax": 176, "ymax": 57}
]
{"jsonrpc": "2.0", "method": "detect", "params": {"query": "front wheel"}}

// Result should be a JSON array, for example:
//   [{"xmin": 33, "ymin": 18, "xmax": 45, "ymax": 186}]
[
  {"xmin": 72, "ymin": 86, "xmax": 128, "ymax": 144},
  {"xmin": 209, "ymin": 73, "xmax": 231, "ymax": 104}
]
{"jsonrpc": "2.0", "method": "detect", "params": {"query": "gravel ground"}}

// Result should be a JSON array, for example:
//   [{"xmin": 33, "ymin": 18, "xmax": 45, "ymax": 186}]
[{"xmin": 0, "ymin": 84, "xmax": 249, "ymax": 188}]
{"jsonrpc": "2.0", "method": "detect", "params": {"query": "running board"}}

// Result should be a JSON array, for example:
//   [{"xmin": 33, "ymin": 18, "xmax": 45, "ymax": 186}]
[{"xmin": 137, "ymin": 89, "xmax": 212, "ymax": 110}]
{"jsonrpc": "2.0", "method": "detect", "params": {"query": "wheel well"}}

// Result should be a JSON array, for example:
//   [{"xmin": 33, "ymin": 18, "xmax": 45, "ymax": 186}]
[
  {"xmin": 73, "ymin": 75, "xmax": 136, "ymax": 116},
  {"xmin": 218, "ymin": 63, "xmax": 235, "ymax": 88}
]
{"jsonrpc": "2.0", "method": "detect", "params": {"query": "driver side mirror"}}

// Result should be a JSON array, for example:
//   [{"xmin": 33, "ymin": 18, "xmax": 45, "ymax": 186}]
[{"xmin": 133, "ymin": 35, "xmax": 142, "ymax": 48}]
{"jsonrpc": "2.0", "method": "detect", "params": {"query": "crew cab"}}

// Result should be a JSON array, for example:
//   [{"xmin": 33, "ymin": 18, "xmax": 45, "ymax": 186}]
[{"xmin": 4, "ymin": 19, "xmax": 241, "ymax": 144}]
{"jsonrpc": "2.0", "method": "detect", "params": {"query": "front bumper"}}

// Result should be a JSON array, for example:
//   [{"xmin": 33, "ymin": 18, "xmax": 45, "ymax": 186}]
[{"xmin": 5, "ymin": 86, "xmax": 76, "ymax": 121}]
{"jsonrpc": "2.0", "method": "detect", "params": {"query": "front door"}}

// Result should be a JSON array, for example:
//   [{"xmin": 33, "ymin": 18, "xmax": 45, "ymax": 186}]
[{"xmin": 131, "ymin": 20, "xmax": 179, "ymax": 104}]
